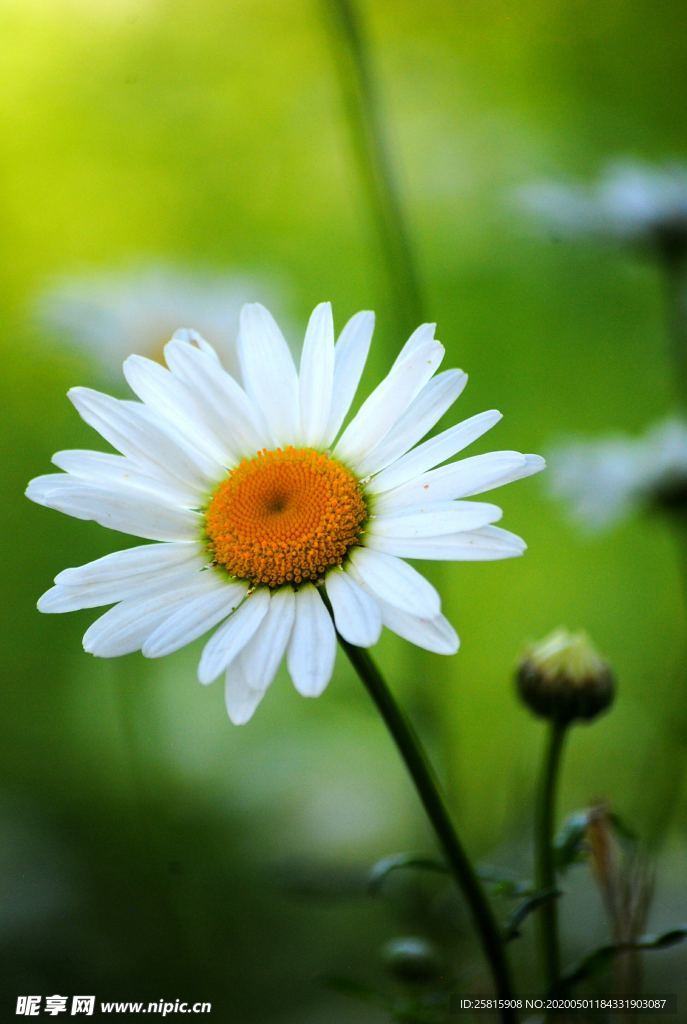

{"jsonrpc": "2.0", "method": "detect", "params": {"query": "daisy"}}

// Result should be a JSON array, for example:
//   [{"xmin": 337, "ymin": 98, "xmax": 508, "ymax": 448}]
[
  {"xmin": 549, "ymin": 417, "xmax": 687, "ymax": 530},
  {"xmin": 27, "ymin": 302, "xmax": 544, "ymax": 724},
  {"xmin": 36, "ymin": 265, "xmax": 282, "ymax": 380},
  {"xmin": 516, "ymin": 159, "xmax": 687, "ymax": 253}
]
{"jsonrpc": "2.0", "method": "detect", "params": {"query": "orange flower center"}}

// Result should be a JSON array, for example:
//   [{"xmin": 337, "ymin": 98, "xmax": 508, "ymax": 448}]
[{"xmin": 205, "ymin": 447, "xmax": 367, "ymax": 588}]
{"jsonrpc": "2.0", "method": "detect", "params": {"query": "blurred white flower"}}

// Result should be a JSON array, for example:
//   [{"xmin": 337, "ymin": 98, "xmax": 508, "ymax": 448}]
[
  {"xmin": 517, "ymin": 160, "xmax": 687, "ymax": 251},
  {"xmin": 549, "ymin": 417, "xmax": 687, "ymax": 530},
  {"xmin": 36, "ymin": 265, "xmax": 283, "ymax": 379}
]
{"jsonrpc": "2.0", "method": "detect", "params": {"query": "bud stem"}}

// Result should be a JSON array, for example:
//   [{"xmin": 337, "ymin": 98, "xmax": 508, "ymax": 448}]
[
  {"xmin": 340, "ymin": 638, "xmax": 517, "ymax": 1020},
  {"xmin": 535, "ymin": 719, "xmax": 568, "ymax": 996}
]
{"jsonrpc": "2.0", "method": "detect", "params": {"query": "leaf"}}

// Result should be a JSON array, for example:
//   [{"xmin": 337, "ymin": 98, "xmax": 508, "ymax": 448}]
[
  {"xmin": 554, "ymin": 808, "xmax": 640, "ymax": 875},
  {"xmin": 504, "ymin": 889, "xmax": 560, "ymax": 941},
  {"xmin": 636, "ymin": 928, "xmax": 687, "ymax": 950},
  {"xmin": 561, "ymin": 928, "xmax": 687, "ymax": 988},
  {"xmin": 368, "ymin": 853, "xmax": 448, "ymax": 894},
  {"xmin": 608, "ymin": 812, "xmax": 639, "ymax": 843},
  {"xmin": 554, "ymin": 810, "xmax": 591, "ymax": 873},
  {"xmin": 477, "ymin": 865, "xmax": 532, "ymax": 898}
]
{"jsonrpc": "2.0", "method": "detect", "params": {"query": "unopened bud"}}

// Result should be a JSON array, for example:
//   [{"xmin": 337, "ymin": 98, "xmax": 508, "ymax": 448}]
[
  {"xmin": 381, "ymin": 936, "xmax": 442, "ymax": 985},
  {"xmin": 516, "ymin": 628, "xmax": 614, "ymax": 725}
]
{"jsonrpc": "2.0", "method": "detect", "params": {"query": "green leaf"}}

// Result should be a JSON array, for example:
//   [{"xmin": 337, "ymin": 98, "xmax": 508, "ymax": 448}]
[
  {"xmin": 504, "ymin": 888, "xmax": 560, "ymax": 941},
  {"xmin": 636, "ymin": 928, "xmax": 687, "ymax": 950},
  {"xmin": 554, "ymin": 810, "xmax": 592, "ymax": 872},
  {"xmin": 368, "ymin": 853, "xmax": 448, "ymax": 894},
  {"xmin": 554, "ymin": 809, "xmax": 641, "ymax": 876},
  {"xmin": 608, "ymin": 811, "xmax": 639, "ymax": 843},
  {"xmin": 477, "ymin": 865, "xmax": 532, "ymax": 898},
  {"xmin": 561, "ymin": 928, "xmax": 687, "ymax": 988}
]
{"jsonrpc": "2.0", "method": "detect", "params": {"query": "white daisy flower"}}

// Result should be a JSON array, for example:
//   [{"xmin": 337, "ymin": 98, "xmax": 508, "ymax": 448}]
[
  {"xmin": 35, "ymin": 265, "xmax": 282, "ymax": 380},
  {"xmin": 549, "ymin": 417, "xmax": 687, "ymax": 530},
  {"xmin": 516, "ymin": 159, "xmax": 687, "ymax": 252},
  {"xmin": 27, "ymin": 302, "xmax": 544, "ymax": 724}
]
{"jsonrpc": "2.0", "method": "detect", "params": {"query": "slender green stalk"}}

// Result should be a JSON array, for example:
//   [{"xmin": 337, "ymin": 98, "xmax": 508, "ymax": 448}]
[
  {"xmin": 340, "ymin": 639, "xmax": 517, "ymax": 1019},
  {"xmin": 534, "ymin": 720, "xmax": 568, "ymax": 995},
  {"xmin": 322, "ymin": 0, "xmax": 425, "ymax": 332}
]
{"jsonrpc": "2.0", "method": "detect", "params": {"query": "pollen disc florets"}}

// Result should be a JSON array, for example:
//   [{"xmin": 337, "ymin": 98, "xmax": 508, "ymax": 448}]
[{"xmin": 205, "ymin": 447, "xmax": 367, "ymax": 587}]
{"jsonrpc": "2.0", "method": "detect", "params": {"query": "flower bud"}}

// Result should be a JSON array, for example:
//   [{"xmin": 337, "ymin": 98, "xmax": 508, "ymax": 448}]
[
  {"xmin": 516, "ymin": 628, "xmax": 614, "ymax": 725},
  {"xmin": 381, "ymin": 936, "xmax": 442, "ymax": 985}
]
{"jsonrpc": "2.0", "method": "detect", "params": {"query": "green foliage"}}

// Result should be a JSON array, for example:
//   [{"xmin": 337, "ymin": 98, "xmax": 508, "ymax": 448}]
[
  {"xmin": 554, "ymin": 811, "xmax": 593, "ymax": 873},
  {"xmin": 368, "ymin": 853, "xmax": 449, "ymax": 894},
  {"xmin": 504, "ymin": 889, "xmax": 560, "ymax": 942},
  {"xmin": 562, "ymin": 929, "xmax": 687, "ymax": 989}
]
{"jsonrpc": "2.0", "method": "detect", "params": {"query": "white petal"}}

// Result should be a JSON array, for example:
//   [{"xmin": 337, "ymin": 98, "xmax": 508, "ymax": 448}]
[
  {"xmin": 380, "ymin": 602, "xmax": 459, "ymax": 654},
  {"xmin": 224, "ymin": 660, "xmax": 269, "ymax": 726},
  {"xmin": 142, "ymin": 580, "xmax": 247, "ymax": 657},
  {"xmin": 286, "ymin": 584, "xmax": 336, "ymax": 697},
  {"xmin": 82, "ymin": 577, "xmax": 216, "ymax": 657},
  {"xmin": 164, "ymin": 334, "xmax": 269, "ymax": 456},
  {"xmin": 518, "ymin": 454, "xmax": 547, "ymax": 479},
  {"xmin": 168, "ymin": 327, "xmax": 221, "ymax": 361},
  {"xmin": 334, "ymin": 341, "xmax": 445, "ymax": 469},
  {"xmin": 123, "ymin": 355, "xmax": 232, "ymax": 465},
  {"xmin": 391, "ymin": 323, "xmax": 436, "ymax": 369},
  {"xmin": 68, "ymin": 387, "xmax": 221, "ymax": 490},
  {"xmin": 26, "ymin": 475, "xmax": 201, "ymax": 541},
  {"xmin": 366, "ymin": 525, "xmax": 527, "ymax": 560},
  {"xmin": 454, "ymin": 452, "xmax": 546, "ymax": 497},
  {"xmin": 325, "ymin": 311, "xmax": 375, "ymax": 444},
  {"xmin": 51, "ymin": 450, "xmax": 200, "ymax": 506},
  {"xmin": 26, "ymin": 473, "xmax": 78, "ymax": 507},
  {"xmin": 299, "ymin": 302, "xmax": 335, "ymax": 446},
  {"xmin": 355, "ymin": 369, "xmax": 468, "ymax": 478},
  {"xmin": 197, "ymin": 588, "xmax": 270, "ymax": 685},
  {"xmin": 238, "ymin": 303, "xmax": 299, "ymax": 445},
  {"xmin": 325, "ymin": 570, "xmax": 381, "ymax": 647},
  {"xmin": 38, "ymin": 563, "xmax": 206, "ymax": 613},
  {"xmin": 54, "ymin": 541, "xmax": 204, "ymax": 586},
  {"xmin": 368, "ymin": 410, "xmax": 502, "ymax": 494},
  {"xmin": 232, "ymin": 586, "xmax": 295, "ymax": 690},
  {"xmin": 369, "ymin": 500, "xmax": 502, "ymax": 538},
  {"xmin": 374, "ymin": 452, "xmax": 536, "ymax": 513},
  {"xmin": 348, "ymin": 547, "xmax": 440, "ymax": 617}
]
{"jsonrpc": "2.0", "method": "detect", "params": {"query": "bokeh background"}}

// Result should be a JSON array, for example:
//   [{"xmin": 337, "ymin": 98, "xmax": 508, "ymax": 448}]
[{"xmin": 2, "ymin": 0, "xmax": 685, "ymax": 1019}]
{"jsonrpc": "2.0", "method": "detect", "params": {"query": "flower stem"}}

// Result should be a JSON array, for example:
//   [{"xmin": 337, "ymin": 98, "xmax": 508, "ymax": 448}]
[
  {"xmin": 322, "ymin": 0, "xmax": 425, "ymax": 333},
  {"xmin": 535, "ymin": 720, "xmax": 568, "ymax": 995},
  {"xmin": 340, "ymin": 639, "xmax": 517, "ymax": 1018}
]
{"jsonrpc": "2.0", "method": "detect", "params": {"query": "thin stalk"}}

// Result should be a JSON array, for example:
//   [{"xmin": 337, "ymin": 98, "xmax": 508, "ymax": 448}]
[
  {"xmin": 534, "ymin": 720, "xmax": 568, "ymax": 995},
  {"xmin": 340, "ymin": 639, "xmax": 516, "ymax": 1018},
  {"xmin": 322, "ymin": 0, "xmax": 425, "ymax": 332}
]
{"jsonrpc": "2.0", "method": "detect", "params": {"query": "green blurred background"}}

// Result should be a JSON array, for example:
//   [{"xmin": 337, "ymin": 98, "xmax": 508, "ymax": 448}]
[{"xmin": 2, "ymin": 0, "xmax": 685, "ymax": 1019}]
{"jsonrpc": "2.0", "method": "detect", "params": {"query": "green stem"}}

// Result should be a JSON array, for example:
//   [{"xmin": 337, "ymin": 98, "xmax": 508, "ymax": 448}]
[
  {"xmin": 322, "ymin": 0, "xmax": 425, "ymax": 332},
  {"xmin": 535, "ymin": 720, "xmax": 568, "ymax": 995},
  {"xmin": 340, "ymin": 639, "xmax": 517, "ymax": 1019}
]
